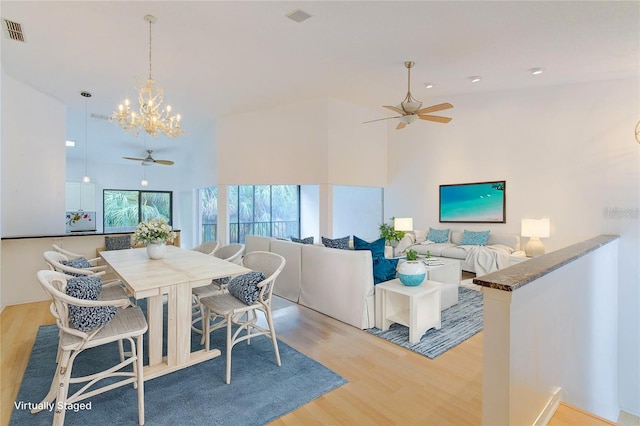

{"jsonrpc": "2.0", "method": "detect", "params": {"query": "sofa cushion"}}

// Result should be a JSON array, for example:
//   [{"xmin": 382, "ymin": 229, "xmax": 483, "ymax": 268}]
[
  {"xmin": 373, "ymin": 257, "xmax": 398, "ymax": 284},
  {"xmin": 291, "ymin": 236, "xmax": 314, "ymax": 244},
  {"xmin": 66, "ymin": 276, "xmax": 117, "ymax": 331},
  {"xmin": 440, "ymin": 246, "xmax": 469, "ymax": 260},
  {"xmin": 412, "ymin": 242, "xmax": 455, "ymax": 256},
  {"xmin": 321, "ymin": 236, "xmax": 350, "ymax": 250},
  {"xmin": 353, "ymin": 236, "xmax": 385, "ymax": 259},
  {"xmin": 428, "ymin": 227, "xmax": 450, "ymax": 243},
  {"xmin": 227, "ymin": 271, "xmax": 267, "ymax": 305},
  {"xmin": 413, "ymin": 229, "xmax": 427, "ymax": 243},
  {"xmin": 460, "ymin": 230, "xmax": 490, "ymax": 246}
]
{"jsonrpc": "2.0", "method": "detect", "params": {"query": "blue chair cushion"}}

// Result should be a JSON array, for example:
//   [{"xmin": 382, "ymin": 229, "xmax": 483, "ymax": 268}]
[
  {"xmin": 105, "ymin": 235, "xmax": 131, "ymax": 251},
  {"xmin": 427, "ymin": 227, "xmax": 450, "ymax": 243},
  {"xmin": 353, "ymin": 236, "xmax": 386, "ymax": 259},
  {"xmin": 291, "ymin": 236, "xmax": 314, "ymax": 244},
  {"xmin": 227, "ymin": 271, "xmax": 267, "ymax": 305},
  {"xmin": 60, "ymin": 257, "xmax": 92, "ymax": 277},
  {"xmin": 66, "ymin": 276, "xmax": 117, "ymax": 331},
  {"xmin": 460, "ymin": 230, "xmax": 490, "ymax": 246},
  {"xmin": 321, "ymin": 236, "xmax": 350, "ymax": 250}
]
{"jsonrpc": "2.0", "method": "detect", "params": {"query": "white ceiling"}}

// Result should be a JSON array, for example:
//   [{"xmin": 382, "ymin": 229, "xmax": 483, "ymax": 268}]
[{"xmin": 2, "ymin": 1, "xmax": 638, "ymax": 167}]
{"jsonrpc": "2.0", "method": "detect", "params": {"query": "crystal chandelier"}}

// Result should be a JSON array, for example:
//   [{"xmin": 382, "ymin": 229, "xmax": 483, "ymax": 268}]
[{"xmin": 112, "ymin": 15, "xmax": 185, "ymax": 138}]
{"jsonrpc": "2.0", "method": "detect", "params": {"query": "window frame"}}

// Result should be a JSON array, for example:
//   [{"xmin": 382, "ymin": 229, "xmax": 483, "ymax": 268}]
[{"xmin": 103, "ymin": 189, "xmax": 173, "ymax": 233}]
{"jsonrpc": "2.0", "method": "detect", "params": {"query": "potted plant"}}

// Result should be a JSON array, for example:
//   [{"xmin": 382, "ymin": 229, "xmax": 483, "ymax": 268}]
[
  {"xmin": 397, "ymin": 248, "xmax": 426, "ymax": 286},
  {"xmin": 134, "ymin": 218, "xmax": 177, "ymax": 259},
  {"xmin": 379, "ymin": 217, "xmax": 405, "ymax": 247}
]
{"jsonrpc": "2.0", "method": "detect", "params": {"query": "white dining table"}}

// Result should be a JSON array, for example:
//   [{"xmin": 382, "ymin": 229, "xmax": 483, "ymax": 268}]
[{"xmin": 100, "ymin": 246, "xmax": 250, "ymax": 380}]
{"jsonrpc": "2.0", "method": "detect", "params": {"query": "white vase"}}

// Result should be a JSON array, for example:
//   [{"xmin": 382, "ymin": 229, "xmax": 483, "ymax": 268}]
[
  {"xmin": 397, "ymin": 260, "xmax": 426, "ymax": 286},
  {"xmin": 146, "ymin": 241, "xmax": 167, "ymax": 260}
]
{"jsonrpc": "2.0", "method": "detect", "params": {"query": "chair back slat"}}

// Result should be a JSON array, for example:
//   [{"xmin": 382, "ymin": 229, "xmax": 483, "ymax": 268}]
[{"xmin": 214, "ymin": 244, "xmax": 245, "ymax": 264}]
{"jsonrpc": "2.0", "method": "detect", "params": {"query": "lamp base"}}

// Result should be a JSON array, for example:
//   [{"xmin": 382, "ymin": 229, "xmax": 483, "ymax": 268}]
[{"xmin": 525, "ymin": 237, "xmax": 545, "ymax": 257}]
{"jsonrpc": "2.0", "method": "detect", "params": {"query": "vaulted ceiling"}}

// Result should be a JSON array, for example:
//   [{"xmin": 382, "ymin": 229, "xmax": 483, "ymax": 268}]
[{"xmin": 2, "ymin": 1, "xmax": 638, "ymax": 167}]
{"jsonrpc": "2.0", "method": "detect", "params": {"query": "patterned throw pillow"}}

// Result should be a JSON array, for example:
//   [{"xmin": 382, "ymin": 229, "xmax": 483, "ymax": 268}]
[
  {"xmin": 427, "ymin": 227, "xmax": 450, "ymax": 243},
  {"xmin": 60, "ymin": 257, "xmax": 92, "ymax": 277},
  {"xmin": 291, "ymin": 236, "xmax": 314, "ymax": 244},
  {"xmin": 321, "ymin": 236, "xmax": 350, "ymax": 250},
  {"xmin": 66, "ymin": 276, "xmax": 117, "ymax": 331},
  {"xmin": 353, "ymin": 236, "xmax": 386, "ymax": 259},
  {"xmin": 105, "ymin": 235, "xmax": 132, "ymax": 251},
  {"xmin": 227, "ymin": 271, "xmax": 267, "ymax": 305},
  {"xmin": 373, "ymin": 258, "xmax": 399, "ymax": 284},
  {"xmin": 460, "ymin": 230, "xmax": 490, "ymax": 246}
]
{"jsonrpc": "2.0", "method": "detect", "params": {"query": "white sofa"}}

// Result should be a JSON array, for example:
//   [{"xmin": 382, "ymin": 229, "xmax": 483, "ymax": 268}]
[
  {"xmin": 245, "ymin": 235, "xmax": 461, "ymax": 330},
  {"xmin": 403, "ymin": 230, "xmax": 525, "ymax": 274}
]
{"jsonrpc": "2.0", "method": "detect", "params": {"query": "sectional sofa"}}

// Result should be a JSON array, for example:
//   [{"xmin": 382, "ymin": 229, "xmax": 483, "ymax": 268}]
[
  {"xmin": 245, "ymin": 235, "xmax": 461, "ymax": 330},
  {"xmin": 398, "ymin": 229, "xmax": 525, "ymax": 274}
]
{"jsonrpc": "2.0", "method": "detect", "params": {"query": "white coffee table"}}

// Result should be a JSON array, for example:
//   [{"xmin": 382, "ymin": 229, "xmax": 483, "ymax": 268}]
[{"xmin": 376, "ymin": 278, "xmax": 442, "ymax": 344}]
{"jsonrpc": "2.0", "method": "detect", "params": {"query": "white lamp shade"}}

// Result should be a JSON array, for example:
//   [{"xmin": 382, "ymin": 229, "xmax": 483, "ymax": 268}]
[
  {"xmin": 399, "ymin": 114, "xmax": 419, "ymax": 124},
  {"xmin": 394, "ymin": 217, "xmax": 413, "ymax": 232},
  {"xmin": 521, "ymin": 218, "xmax": 550, "ymax": 238}
]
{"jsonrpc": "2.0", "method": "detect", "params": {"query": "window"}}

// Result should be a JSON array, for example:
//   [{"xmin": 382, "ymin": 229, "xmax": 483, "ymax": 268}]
[
  {"xmin": 199, "ymin": 186, "xmax": 218, "ymax": 242},
  {"xmin": 229, "ymin": 185, "xmax": 300, "ymax": 243},
  {"xmin": 103, "ymin": 190, "xmax": 172, "ymax": 233}
]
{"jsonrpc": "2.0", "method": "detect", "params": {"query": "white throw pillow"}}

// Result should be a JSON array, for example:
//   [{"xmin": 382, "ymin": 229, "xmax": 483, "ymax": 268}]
[{"xmin": 413, "ymin": 229, "xmax": 427, "ymax": 243}]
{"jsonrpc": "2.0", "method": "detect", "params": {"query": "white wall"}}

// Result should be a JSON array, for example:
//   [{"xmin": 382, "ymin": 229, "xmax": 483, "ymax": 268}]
[
  {"xmin": 333, "ymin": 185, "xmax": 382, "ymax": 241},
  {"xmin": 1, "ymin": 72, "xmax": 66, "ymax": 237},
  {"xmin": 385, "ymin": 78, "xmax": 639, "ymax": 417},
  {"xmin": 483, "ymin": 240, "xmax": 619, "ymax": 423}
]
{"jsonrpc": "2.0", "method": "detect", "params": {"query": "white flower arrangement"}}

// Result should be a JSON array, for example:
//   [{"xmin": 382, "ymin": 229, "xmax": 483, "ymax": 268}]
[{"xmin": 134, "ymin": 218, "xmax": 176, "ymax": 245}]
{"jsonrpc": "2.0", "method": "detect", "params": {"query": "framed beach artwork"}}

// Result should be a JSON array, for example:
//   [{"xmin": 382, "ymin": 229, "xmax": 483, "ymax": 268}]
[{"xmin": 439, "ymin": 181, "xmax": 506, "ymax": 223}]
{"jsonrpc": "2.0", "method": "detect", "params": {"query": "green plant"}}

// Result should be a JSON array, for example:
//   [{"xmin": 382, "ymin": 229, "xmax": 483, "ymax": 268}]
[
  {"xmin": 379, "ymin": 217, "xmax": 405, "ymax": 244},
  {"xmin": 406, "ymin": 249, "xmax": 418, "ymax": 261}
]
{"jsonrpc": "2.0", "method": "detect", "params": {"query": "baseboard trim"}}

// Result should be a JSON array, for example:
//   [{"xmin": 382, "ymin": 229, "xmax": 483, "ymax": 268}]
[{"xmin": 533, "ymin": 386, "xmax": 563, "ymax": 426}]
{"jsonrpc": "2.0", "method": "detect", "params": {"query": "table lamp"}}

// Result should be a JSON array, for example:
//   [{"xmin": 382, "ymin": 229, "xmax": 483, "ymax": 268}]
[
  {"xmin": 394, "ymin": 217, "xmax": 414, "ymax": 232},
  {"xmin": 521, "ymin": 218, "xmax": 550, "ymax": 257}
]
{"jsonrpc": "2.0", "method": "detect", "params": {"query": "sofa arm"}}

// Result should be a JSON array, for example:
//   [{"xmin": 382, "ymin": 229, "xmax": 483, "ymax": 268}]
[{"xmin": 300, "ymin": 244, "xmax": 374, "ymax": 329}]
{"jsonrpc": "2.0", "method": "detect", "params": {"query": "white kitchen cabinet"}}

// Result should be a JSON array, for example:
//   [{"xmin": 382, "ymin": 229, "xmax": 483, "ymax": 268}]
[{"xmin": 66, "ymin": 182, "xmax": 95, "ymax": 211}]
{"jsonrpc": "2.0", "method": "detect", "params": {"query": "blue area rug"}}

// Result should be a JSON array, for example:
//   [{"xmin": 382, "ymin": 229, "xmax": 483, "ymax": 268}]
[
  {"xmin": 367, "ymin": 287, "xmax": 483, "ymax": 358},
  {"xmin": 11, "ymin": 306, "xmax": 346, "ymax": 425}
]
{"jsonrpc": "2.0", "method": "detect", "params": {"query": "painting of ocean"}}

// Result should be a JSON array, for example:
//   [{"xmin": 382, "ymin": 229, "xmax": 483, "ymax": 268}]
[{"xmin": 439, "ymin": 181, "xmax": 505, "ymax": 223}]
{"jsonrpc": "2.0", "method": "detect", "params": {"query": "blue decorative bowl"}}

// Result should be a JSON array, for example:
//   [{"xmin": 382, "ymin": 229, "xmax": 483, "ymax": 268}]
[{"xmin": 398, "ymin": 273, "xmax": 426, "ymax": 286}]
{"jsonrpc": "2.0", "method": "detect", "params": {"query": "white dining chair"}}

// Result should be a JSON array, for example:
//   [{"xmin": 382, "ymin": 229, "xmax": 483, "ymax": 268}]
[
  {"xmin": 200, "ymin": 251, "xmax": 285, "ymax": 384},
  {"xmin": 191, "ymin": 244, "xmax": 246, "ymax": 339},
  {"xmin": 34, "ymin": 270, "xmax": 147, "ymax": 425},
  {"xmin": 191, "ymin": 241, "xmax": 220, "ymax": 256}
]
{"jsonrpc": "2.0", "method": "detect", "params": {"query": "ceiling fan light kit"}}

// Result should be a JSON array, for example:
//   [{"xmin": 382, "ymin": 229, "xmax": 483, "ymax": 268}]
[
  {"xmin": 363, "ymin": 61, "xmax": 453, "ymax": 130},
  {"xmin": 112, "ymin": 15, "xmax": 186, "ymax": 139}
]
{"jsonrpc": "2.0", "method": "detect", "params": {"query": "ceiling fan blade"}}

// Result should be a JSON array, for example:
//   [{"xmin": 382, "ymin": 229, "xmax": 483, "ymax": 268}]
[
  {"xmin": 418, "ymin": 114, "xmax": 452, "ymax": 123},
  {"xmin": 123, "ymin": 156, "xmax": 146, "ymax": 161},
  {"xmin": 415, "ymin": 102, "xmax": 454, "ymax": 115},
  {"xmin": 154, "ymin": 159, "xmax": 175, "ymax": 166},
  {"xmin": 362, "ymin": 115, "xmax": 403, "ymax": 124},
  {"xmin": 383, "ymin": 105, "xmax": 406, "ymax": 115},
  {"xmin": 396, "ymin": 121, "xmax": 407, "ymax": 130}
]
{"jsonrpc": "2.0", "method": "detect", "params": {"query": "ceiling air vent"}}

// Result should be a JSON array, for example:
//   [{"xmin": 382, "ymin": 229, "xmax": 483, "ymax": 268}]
[
  {"xmin": 285, "ymin": 9, "xmax": 312, "ymax": 23},
  {"xmin": 2, "ymin": 18, "xmax": 25, "ymax": 42}
]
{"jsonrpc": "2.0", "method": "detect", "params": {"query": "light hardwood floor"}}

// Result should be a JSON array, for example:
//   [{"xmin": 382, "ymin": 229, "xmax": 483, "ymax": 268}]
[{"xmin": 1, "ymin": 297, "xmax": 618, "ymax": 426}]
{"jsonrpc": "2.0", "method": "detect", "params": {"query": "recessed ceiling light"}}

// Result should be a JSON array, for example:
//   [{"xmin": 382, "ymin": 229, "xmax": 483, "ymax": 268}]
[
  {"xmin": 529, "ymin": 67, "xmax": 545, "ymax": 75},
  {"xmin": 424, "ymin": 82, "xmax": 434, "ymax": 89},
  {"xmin": 469, "ymin": 76, "xmax": 481, "ymax": 83},
  {"xmin": 66, "ymin": 140, "xmax": 75, "ymax": 147}
]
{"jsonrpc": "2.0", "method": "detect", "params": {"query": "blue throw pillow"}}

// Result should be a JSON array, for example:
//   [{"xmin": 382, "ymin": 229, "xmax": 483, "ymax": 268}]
[
  {"xmin": 227, "ymin": 271, "xmax": 267, "ymax": 305},
  {"xmin": 321, "ymin": 236, "xmax": 350, "ymax": 250},
  {"xmin": 373, "ymin": 258, "xmax": 399, "ymax": 284},
  {"xmin": 427, "ymin": 227, "xmax": 450, "ymax": 243},
  {"xmin": 460, "ymin": 230, "xmax": 490, "ymax": 246},
  {"xmin": 291, "ymin": 236, "xmax": 314, "ymax": 244},
  {"xmin": 66, "ymin": 276, "xmax": 117, "ymax": 331},
  {"xmin": 353, "ymin": 236, "xmax": 385, "ymax": 259}
]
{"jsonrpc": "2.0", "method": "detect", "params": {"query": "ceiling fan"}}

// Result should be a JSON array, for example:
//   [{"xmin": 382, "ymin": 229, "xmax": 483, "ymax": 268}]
[
  {"xmin": 364, "ymin": 61, "xmax": 453, "ymax": 130},
  {"xmin": 123, "ymin": 149, "xmax": 174, "ymax": 166}
]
